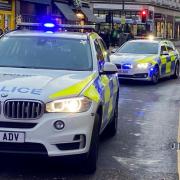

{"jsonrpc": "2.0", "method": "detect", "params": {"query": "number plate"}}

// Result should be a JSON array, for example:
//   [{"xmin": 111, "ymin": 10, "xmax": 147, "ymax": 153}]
[
  {"xmin": 0, "ymin": 131, "xmax": 25, "ymax": 143},
  {"xmin": 119, "ymin": 69, "xmax": 130, "ymax": 74}
]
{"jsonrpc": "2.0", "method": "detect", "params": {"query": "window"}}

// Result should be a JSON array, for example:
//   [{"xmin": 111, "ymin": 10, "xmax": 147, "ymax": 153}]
[
  {"xmin": 94, "ymin": 40, "xmax": 105, "ymax": 71},
  {"xmin": 117, "ymin": 42, "xmax": 159, "ymax": 54},
  {"xmin": 161, "ymin": 45, "xmax": 167, "ymax": 53},
  {"xmin": 98, "ymin": 39, "xmax": 110, "ymax": 62},
  {"xmin": 0, "ymin": 36, "xmax": 92, "ymax": 71},
  {"xmin": 94, "ymin": 40, "xmax": 104, "ymax": 62},
  {"xmin": 167, "ymin": 46, "xmax": 174, "ymax": 52}
]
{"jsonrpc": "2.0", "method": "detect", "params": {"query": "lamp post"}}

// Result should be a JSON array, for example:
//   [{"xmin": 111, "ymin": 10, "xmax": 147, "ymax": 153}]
[{"xmin": 122, "ymin": 0, "xmax": 125, "ymax": 15}]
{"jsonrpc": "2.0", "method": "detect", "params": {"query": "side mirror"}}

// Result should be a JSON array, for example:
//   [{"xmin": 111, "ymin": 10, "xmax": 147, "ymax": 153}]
[
  {"xmin": 101, "ymin": 62, "xmax": 118, "ymax": 75},
  {"xmin": 161, "ymin": 51, "xmax": 169, "ymax": 56},
  {"xmin": 111, "ymin": 48, "xmax": 117, "ymax": 54}
]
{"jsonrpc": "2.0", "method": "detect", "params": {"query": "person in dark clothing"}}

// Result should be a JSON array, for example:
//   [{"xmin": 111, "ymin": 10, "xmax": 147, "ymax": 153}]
[
  {"xmin": 99, "ymin": 28, "xmax": 110, "ymax": 49},
  {"xmin": 104, "ymin": 29, "xmax": 110, "ymax": 49}
]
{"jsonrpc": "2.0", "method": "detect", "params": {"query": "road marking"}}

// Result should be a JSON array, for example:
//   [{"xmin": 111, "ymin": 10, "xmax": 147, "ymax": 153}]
[
  {"xmin": 177, "ymin": 110, "xmax": 180, "ymax": 180},
  {"xmin": 119, "ymin": 98, "xmax": 143, "ymax": 103}
]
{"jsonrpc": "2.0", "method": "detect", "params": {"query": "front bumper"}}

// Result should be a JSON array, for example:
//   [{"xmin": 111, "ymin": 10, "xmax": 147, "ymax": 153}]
[
  {"xmin": 118, "ymin": 73, "xmax": 151, "ymax": 81},
  {"xmin": 117, "ymin": 66, "xmax": 153, "ymax": 81},
  {"xmin": 0, "ymin": 102, "xmax": 98, "ymax": 157}
]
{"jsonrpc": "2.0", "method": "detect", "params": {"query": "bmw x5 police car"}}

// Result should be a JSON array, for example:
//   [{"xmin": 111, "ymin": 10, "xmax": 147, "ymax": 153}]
[
  {"xmin": 0, "ymin": 23, "xmax": 119, "ymax": 173},
  {"xmin": 110, "ymin": 39, "xmax": 180, "ymax": 84}
]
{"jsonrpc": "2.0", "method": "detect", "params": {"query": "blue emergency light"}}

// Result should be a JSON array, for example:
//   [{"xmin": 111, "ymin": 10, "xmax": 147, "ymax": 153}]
[{"xmin": 43, "ymin": 23, "xmax": 55, "ymax": 28}]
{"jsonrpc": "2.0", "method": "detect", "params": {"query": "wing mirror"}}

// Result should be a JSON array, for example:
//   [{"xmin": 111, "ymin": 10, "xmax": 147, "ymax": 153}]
[
  {"xmin": 100, "ymin": 62, "xmax": 118, "ymax": 75},
  {"xmin": 161, "ymin": 51, "xmax": 169, "ymax": 56}
]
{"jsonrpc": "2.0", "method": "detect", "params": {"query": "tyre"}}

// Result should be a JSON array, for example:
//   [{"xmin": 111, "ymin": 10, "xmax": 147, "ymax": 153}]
[
  {"xmin": 151, "ymin": 66, "xmax": 159, "ymax": 84},
  {"xmin": 172, "ymin": 62, "xmax": 179, "ymax": 79},
  {"xmin": 105, "ymin": 94, "xmax": 119, "ymax": 137},
  {"xmin": 82, "ymin": 113, "xmax": 101, "ymax": 174}
]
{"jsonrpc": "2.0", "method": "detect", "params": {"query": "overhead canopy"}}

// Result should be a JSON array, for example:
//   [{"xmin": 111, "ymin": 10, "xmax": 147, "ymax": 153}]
[
  {"xmin": 21, "ymin": 0, "xmax": 52, "ymax": 5},
  {"xmin": 81, "ymin": 7, "xmax": 97, "ymax": 22},
  {"xmin": 55, "ymin": 2, "xmax": 78, "ymax": 22}
]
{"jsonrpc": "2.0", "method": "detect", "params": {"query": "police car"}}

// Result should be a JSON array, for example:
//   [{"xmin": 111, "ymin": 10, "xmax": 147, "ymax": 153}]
[
  {"xmin": 110, "ymin": 39, "xmax": 180, "ymax": 84},
  {"xmin": 0, "ymin": 23, "xmax": 119, "ymax": 173}
]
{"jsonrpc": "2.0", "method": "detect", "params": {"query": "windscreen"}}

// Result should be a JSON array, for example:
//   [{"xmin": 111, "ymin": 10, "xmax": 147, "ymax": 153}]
[
  {"xmin": 117, "ymin": 41, "xmax": 159, "ymax": 54},
  {"xmin": 0, "ymin": 36, "xmax": 92, "ymax": 71}
]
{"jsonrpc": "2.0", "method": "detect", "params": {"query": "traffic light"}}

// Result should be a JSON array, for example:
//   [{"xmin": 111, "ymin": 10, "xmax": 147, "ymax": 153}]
[{"xmin": 141, "ymin": 10, "xmax": 147, "ymax": 23}]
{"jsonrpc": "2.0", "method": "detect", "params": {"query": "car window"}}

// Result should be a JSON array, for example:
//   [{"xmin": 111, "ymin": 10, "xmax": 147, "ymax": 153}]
[
  {"xmin": 98, "ymin": 39, "xmax": 110, "ymax": 62},
  {"xmin": 0, "ymin": 36, "xmax": 93, "ymax": 71},
  {"xmin": 94, "ymin": 40, "xmax": 104, "ymax": 62},
  {"xmin": 161, "ymin": 45, "xmax": 167, "ymax": 53},
  {"xmin": 94, "ymin": 40, "xmax": 105, "ymax": 71},
  {"xmin": 117, "ymin": 41, "xmax": 159, "ymax": 54},
  {"xmin": 167, "ymin": 46, "xmax": 174, "ymax": 52}
]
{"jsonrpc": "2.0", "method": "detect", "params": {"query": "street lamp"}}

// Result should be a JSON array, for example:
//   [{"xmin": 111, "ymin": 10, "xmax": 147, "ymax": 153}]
[{"xmin": 122, "ymin": 0, "xmax": 125, "ymax": 15}]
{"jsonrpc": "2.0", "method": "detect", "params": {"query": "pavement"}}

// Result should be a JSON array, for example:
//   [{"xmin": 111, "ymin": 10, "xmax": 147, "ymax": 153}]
[{"xmin": 0, "ymin": 49, "xmax": 180, "ymax": 180}]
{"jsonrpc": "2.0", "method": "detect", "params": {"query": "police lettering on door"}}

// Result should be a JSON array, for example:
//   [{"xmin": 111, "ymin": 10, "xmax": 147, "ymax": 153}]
[{"xmin": 0, "ymin": 86, "xmax": 42, "ymax": 95}]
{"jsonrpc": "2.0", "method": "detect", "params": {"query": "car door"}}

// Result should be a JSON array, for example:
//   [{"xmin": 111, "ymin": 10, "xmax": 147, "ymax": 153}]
[
  {"xmin": 160, "ymin": 45, "xmax": 171, "ymax": 76},
  {"xmin": 94, "ymin": 39, "xmax": 114, "ymax": 128},
  {"xmin": 95, "ymin": 38, "xmax": 117, "ymax": 127},
  {"xmin": 166, "ymin": 44, "xmax": 176, "ymax": 74}
]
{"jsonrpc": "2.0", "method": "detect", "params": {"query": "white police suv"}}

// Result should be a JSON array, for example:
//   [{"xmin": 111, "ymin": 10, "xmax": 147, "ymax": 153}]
[{"xmin": 0, "ymin": 23, "xmax": 119, "ymax": 173}]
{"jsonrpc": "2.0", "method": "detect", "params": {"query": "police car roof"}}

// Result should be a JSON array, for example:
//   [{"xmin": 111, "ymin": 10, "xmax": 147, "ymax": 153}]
[
  {"xmin": 5, "ymin": 30, "xmax": 89, "ymax": 40},
  {"xmin": 129, "ymin": 39, "xmax": 160, "ymax": 43}
]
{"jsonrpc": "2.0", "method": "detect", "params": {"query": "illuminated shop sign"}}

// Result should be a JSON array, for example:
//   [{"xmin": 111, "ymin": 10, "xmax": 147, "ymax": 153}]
[{"xmin": 0, "ymin": 0, "xmax": 12, "ymax": 11}]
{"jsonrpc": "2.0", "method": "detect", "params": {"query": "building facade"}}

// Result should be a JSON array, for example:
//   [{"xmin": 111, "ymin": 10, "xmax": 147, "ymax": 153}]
[
  {"xmin": 0, "ymin": 0, "xmax": 15, "ymax": 32},
  {"xmin": 15, "ymin": 0, "xmax": 96, "ymax": 26},
  {"xmin": 90, "ymin": 0, "xmax": 180, "ymax": 39}
]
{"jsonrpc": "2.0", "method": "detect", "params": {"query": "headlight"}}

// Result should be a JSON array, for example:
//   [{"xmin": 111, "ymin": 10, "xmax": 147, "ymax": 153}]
[
  {"xmin": 147, "ymin": 35, "xmax": 155, "ymax": 40},
  {"xmin": 46, "ymin": 97, "xmax": 92, "ymax": 113},
  {"xmin": 137, "ymin": 63, "xmax": 151, "ymax": 69}
]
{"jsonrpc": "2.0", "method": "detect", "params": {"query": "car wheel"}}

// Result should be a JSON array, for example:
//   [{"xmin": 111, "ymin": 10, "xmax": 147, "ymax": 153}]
[
  {"xmin": 172, "ymin": 62, "xmax": 179, "ymax": 79},
  {"xmin": 107, "ymin": 100, "xmax": 118, "ymax": 137},
  {"xmin": 104, "ymin": 93, "xmax": 119, "ymax": 137},
  {"xmin": 82, "ymin": 113, "xmax": 101, "ymax": 174},
  {"xmin": 151, "ymin": 66, "xmax": 159, "ymax": 84}
]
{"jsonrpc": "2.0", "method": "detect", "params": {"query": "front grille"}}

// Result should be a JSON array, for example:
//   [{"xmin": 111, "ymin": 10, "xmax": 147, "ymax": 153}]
[
  {"xmin": 4, "ymin": 100, "xmax": 43, "ymax": 119},
  {"xmin": 115, "ymin": 64, "xmax": 121, "ymax": 69},
  {"xmin": 0, "ymin": 122, "xmax": 37, "ymax": 129},
  {"xmin": 118, "ymin": 73, "xmax": 148, "ymax": 78},
  {"xmin": 0, "ymin": 142, "xmax": 47, "ymax": 155}
]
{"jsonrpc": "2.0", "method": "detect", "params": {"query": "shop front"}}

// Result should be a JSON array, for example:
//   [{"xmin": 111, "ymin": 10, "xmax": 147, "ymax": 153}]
[
  {"xmin": 0, "ymin": 0, "xmax": 15, "ymax": 32},
  {"xmin": 16, "ymin": 0, "xmax": 51, "ymax": 23}
]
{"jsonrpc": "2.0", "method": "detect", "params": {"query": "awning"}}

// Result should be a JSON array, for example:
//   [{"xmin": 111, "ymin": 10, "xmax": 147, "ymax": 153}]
[
  {"xmin": 55, "ymin": 2, "xmax": 78, "ymax": 22},
  {"xmin": 21, "ymin": 0, "xmax": 52, "ymax": 5},
  {"xmin": 81, "ymin": 7, "xmax": 97, "ymax": 22}
]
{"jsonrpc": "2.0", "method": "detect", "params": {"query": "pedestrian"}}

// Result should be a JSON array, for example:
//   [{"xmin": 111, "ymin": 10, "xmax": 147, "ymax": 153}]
[
  {"xmin": 111, "ymin": 28, "xmax": 118, "ymax": 47},
  {"xmin": 104, "ymin": 29, "xmax": 110, "ymax": 49}
]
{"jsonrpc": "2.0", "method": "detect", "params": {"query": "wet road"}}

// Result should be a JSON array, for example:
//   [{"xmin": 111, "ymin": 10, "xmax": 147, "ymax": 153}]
[{"xmin": 0, "ymin": 77, "xmax": 180, "ymax": 180}]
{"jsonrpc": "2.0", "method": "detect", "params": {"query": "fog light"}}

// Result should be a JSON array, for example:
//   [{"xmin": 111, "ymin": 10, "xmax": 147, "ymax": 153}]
[{"xmin": 54, "ymin": 120, "xmax": 65, "ymax": 130}]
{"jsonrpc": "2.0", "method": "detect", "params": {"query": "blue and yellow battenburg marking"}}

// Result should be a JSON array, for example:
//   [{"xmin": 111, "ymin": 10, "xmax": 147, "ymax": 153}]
[
  {"xmin": 158, "ymin": 52, "xmax": 176, "ymax": 75},
  {"xmin": 49, "ymin": 73, "xmax": 119, "ymax": 120}
]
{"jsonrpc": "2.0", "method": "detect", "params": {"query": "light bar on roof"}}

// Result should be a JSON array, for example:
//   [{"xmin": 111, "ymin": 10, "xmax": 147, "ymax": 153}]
[{"xmin": 16, "ymin": 22, "xmax": 95, "ymax": 31}]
